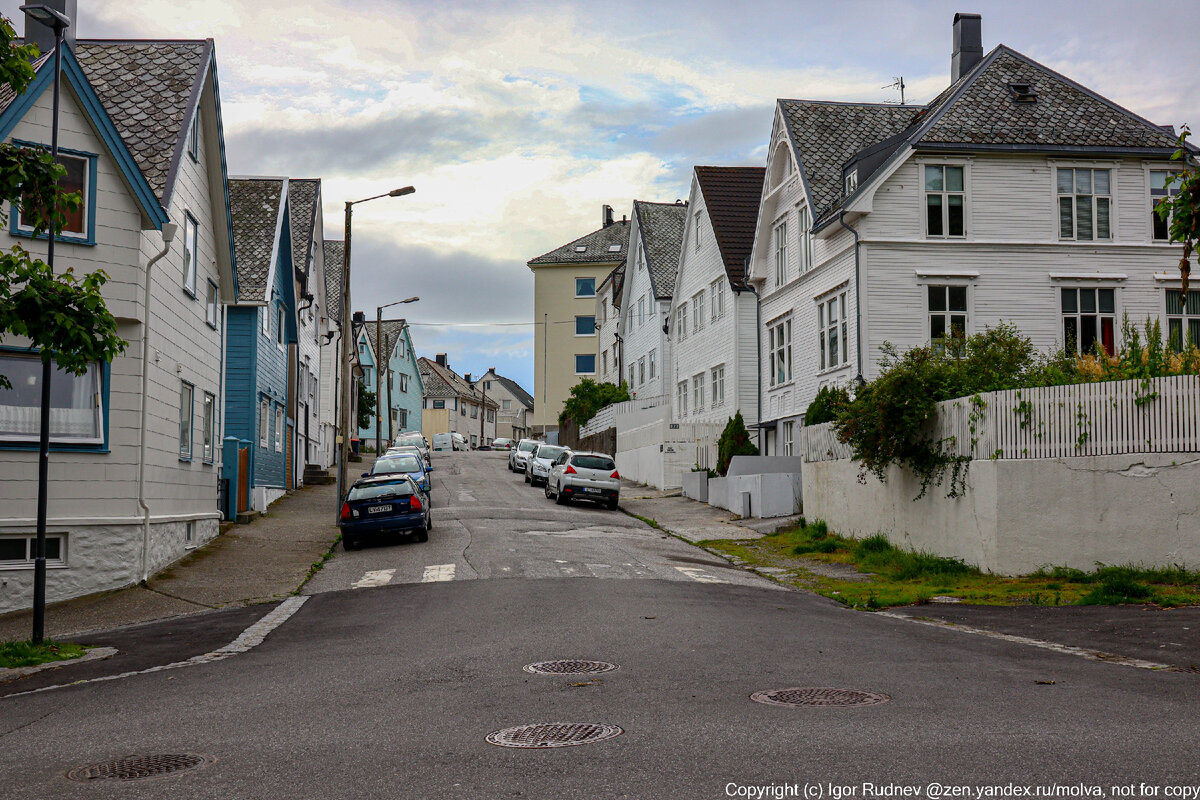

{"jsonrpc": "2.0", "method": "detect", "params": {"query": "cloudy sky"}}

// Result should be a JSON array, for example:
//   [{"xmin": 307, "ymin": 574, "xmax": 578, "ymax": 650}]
[{"xmin": 8, "ymin": 0, "xmax": 1198, "ymax": 391}]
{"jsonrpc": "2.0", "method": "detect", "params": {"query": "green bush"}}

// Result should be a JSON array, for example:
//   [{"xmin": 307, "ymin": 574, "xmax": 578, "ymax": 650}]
[
  {"xmin": 559, "ymin": 379, "xmax": 630, "ymax": 427},
  {"xmin": 716, "ymin": 411, "xmax": 759, "ymax": 476},
  {"xmin": 804, "ymin": 385, "xmax": 850, "ymax": 425}
]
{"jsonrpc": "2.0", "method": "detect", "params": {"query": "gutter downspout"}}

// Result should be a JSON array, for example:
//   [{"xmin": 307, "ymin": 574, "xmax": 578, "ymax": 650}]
[
  {"xmin": 138, "ymin": 222, "xmax": 179, "ymax": 583},
  {"xmin": 836, "ymin": 211, "xmax": 865, "ymax": 386},
  {"xmin": 738, "ymin": 276, "xmax": 762, "ymax": 449}
]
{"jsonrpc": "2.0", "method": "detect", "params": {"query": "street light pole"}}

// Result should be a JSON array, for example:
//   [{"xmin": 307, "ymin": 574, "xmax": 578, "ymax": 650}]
[
  {"xmin": 374, "ymin": 297, "xmax": 419, "ymax": 455},
  {"xmin": 23, "ymin": 3, "xmax": 70, "ymax": 644}
]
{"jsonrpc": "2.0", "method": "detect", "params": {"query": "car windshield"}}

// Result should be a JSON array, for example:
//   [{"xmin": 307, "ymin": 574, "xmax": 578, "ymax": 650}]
[
  {"xmin": 536, "ymin": 446, "xmax": 566, "ymax": 460},
  {"xmin": 518, "ymin": 441, "xmax": 538, "ymax": 452},
  {"xmin": 399, "ymin": 437, "xmax": 424, "ymax": 448},
  {"xmin": 373, "ymin": 456, "xmax": 422, "ymax": 474},
  {"xmin": 348, "ymin": 480, "xmax": 413, "ymax": 501},
  {"xmin": 572, "ymin": 455, "xmax": 615, "ymax": 471}
]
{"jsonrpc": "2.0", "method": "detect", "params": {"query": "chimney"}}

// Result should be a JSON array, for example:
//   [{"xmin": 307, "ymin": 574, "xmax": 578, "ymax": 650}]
[
  {"xmin": 951, "ymin": 13, "xmax": 982, "ymax": 83},
  {"xmin": 435, "ymin": 353, "xmax": 447, "ymax": 368},
  {"xmin": 25, "ymin": 0, "xmax": 77, "ymax": 56},
  {"xmin": 603, "ymin": 205, "xmax": 614, "ymax": 228},
  {"xmin": 464, "ymin": 373, "xmax": 472, "ymax": 384}
]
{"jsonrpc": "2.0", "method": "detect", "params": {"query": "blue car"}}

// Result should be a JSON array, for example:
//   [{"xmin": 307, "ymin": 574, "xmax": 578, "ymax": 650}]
[
  {"xmin": 366, "ymin": 453, "xmax": 431, "ymax": 499},
  {"xmin": 340, "ymin": 474, "xmax": 431, "ymax": 550}
]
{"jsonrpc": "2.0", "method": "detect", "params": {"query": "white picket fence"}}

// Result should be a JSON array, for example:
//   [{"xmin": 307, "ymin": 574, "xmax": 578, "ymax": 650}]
[
  {"xmin": 802, "ymin": 375, "xmax": 1200, "ymax": 462},
  {"xmin": 580, "ymin": 394, "xmax": 667, "ymax": 437}
]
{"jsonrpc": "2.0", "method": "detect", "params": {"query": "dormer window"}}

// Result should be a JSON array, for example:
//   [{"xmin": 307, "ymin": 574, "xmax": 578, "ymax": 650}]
[
  {"xmin": 574, "ymin": 245, "xmax": 587, "ymax": 253},
  {"xmin": 1007, "ymin": 83, "xmax": 1037, "ymax": 103}
]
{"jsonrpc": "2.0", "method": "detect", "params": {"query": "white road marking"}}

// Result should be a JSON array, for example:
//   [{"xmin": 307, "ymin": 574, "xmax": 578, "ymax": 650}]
[
  {"xmin": 422, "ymin": 563, "xmax": 456, "ymax": 582},
  {"xmin": 674, "ymin": 566, "xmax": 729, "ymax": 584},
  {"xmin": 352, "ymin": 569, "xmax": 395, "ymax": 589}
]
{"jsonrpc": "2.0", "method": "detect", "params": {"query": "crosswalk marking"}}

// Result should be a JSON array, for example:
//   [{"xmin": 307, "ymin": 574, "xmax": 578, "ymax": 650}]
[
  {"xmin": 422, "ymin": 563, "xmax": 456, "ymax": 582},
  {"xmin": 353, "ymin": 569, "xmax": 395, "ymax": 589},
  {"xmin": 674, "ymin": 566, "xmax": 729, "ymax": 584}
]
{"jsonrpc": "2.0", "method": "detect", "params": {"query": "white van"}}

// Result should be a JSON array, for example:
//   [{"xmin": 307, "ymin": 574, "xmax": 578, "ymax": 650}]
[
  {"xmin": 432, "ymin": 432, "xmax": 453, "ymax": 451},
  {"xmin": 451, "ymin": 433, "xmax": 467, "ymax": 451}
]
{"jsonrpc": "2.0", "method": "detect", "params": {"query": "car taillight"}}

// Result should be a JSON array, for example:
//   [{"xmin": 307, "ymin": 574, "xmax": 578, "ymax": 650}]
[
  {"xmin": 340, "ymin": 502, "xmax": 351, "ymax": 521},
  {"xmin": 611, "ymin": 470, "xmax": 620, "ymax": 479},
  {"xmin": 564, "ymin": 465, "xmax": 576, "ymax": 474},
  {"xmin": 410, "ymin": 494, "xmax": 422, "ymax": 511}
]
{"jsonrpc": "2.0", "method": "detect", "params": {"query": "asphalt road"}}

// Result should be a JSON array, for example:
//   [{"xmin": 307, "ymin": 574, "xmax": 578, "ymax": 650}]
[{"xmin": 2, "ymin": 451, "xmax": 1197, "ymax": 799}]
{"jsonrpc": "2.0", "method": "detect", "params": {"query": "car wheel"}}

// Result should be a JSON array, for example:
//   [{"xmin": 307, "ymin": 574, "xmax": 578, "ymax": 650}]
[
  {"xmin": 524, "ymin": 472, "xmax": 530, "ymax": 484},
  {"xmin": 544, "ymin": 481, "xmax": 553, "ymax": 499},
  {"xmin": 416, "ymin": 526, "xmax": 429, "ymax": 543},
  {"xmin": 606, "ymin": 498, "xmax": 619, "ymax": 511},
  {"xmin": 555, "ymin": 486, "xmax": 570, "ymax": 505},
  {"xmin": 342, "ymin": 537, "xmax": 358, "ymax": 551}
]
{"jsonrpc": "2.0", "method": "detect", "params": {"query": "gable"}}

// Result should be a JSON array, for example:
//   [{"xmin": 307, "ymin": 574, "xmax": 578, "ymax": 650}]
[
  {"xmin": 228, "ymin": 177, "xmax": 287, "ymax": 303},
  {"xmin": 694, "ymin": 166, "xmax": 764, "ymax": 289}
]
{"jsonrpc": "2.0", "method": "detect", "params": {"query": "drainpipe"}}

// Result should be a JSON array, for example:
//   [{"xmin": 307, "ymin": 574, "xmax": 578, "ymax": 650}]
[
  {"xmin": 737, "ymin": 263, "xmax": 763, "ymax": 449},
  {"xmin": 837, "ymin": 212, "xmax": 865, "ymax": 386},
  {"xmin": 138, "ymin": 222, "xmax": 179, "ymax": 583}
]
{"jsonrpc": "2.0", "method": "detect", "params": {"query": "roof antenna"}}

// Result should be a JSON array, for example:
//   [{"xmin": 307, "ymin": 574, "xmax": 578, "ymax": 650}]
[{"xmin": 882, "ymin": 76, "xmax": 906, "ymax": 105}]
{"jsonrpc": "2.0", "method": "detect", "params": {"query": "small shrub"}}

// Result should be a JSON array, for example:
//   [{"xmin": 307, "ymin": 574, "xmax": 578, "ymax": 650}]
[
  {"xmin": 804, "ymin": 385, "xmax": 850, "ymax": 425},
  {"xmin": 854, "ymin": 534, "xmax": 894, "ymax": 557},
  {"xmin": 1078, "ymin": 574, "xmax": 1154, "ymax": 605},
  {"xmin": 809, "ymin": 520, "xmax": 828, "ymax": 539},
  {"xmin": 716, "ymin": 411, "xmax": 759, "ymax": 476}
]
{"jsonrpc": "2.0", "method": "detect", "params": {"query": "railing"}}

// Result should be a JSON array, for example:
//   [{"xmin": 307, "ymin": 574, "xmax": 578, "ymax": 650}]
[
  {"xmin": 580, "ymin": 394, "xmax": 668, "ymax": 437},
  {"xmin": 802, "ymin": 375, "xmax": 1200, "ymax": 463}
]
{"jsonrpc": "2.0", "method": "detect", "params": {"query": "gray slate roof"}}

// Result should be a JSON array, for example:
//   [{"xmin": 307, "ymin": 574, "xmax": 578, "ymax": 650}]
[
  {"xmin": 287, "ymin": 178, "xmax": 320, "ymax": 281},
  {"xmin": 528, "ymin": 219, "xmax": 630, "ymax": 265},
  {"xmin": 488, "ymin": 371, "xmax": 534, "ymax": 410},
  {"xmin": 228, "ymin": 177, "xmax": 285, "ymax": 302},
  {"xmin": 418, "ymin": 357, "xmax": 497, "ymax": 408},
  {"xmin": 364, "ymin": 319, "xmax": 408, "ymax": 364},
  {"xmin": 633, "ymin": 200, "xmax": 687, "ymax": 299},
  {"xmin": 0, "ymin": 51, "xmax": 51, "ymax": 115},
  {"xmin": 323, "ymin": 239, "xmax": 344, "ymax": 324},
  {"xmin": 75, "ymin": 39, "xmax": 210, "ymax": 206}
]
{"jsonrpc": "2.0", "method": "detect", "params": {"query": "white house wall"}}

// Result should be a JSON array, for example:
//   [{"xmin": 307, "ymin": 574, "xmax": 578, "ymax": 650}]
[
  {"xmin": 596, "ymin": 278, "xmax": 621, "ymax": 385},
  {"xmin": 296, "ymin": 196, "xmax": 326, "ymax": 469},
  {"xmin": 619, "ymin": 219, "xmax": 670, "ymax": 400}
]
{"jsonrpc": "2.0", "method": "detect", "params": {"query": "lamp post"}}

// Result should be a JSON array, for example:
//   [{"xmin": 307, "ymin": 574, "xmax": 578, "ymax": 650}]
[
  {"xmin": 21, "ymin": 3, "xmax": 70, "ymax": 644},
  {"xmin": 337, "ymin": 186, "xmax": 414, "ymax": 518},
  {"xmin": 375, "ymin": 297, "xmax": 418, "ymax": 455}
]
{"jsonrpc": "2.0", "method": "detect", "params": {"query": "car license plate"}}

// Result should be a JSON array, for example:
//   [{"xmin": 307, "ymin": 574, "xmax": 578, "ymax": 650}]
[
  {"xmin": 367, "ymin": 504, "xmax": 393, "ymax": 514},
  {"xmin": 584, "ymin": 487, "xmax": 602, "ymax": 494}
]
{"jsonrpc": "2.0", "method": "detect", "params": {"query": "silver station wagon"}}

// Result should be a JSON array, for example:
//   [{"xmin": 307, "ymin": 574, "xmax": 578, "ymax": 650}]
[{"xmin": 545, "ymin": 451, "xmax": 620, "ymax": 510}]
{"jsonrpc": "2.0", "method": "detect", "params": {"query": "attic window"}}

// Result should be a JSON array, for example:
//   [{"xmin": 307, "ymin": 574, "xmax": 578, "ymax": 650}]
[
  {"xmin": 844, "ymin": 169, "xmax": 859, "ymax": 195},
  {"xmin": 607, "ymin": 244, "xmax": 621, "ymax": 252},
  {"xmin": 1007, "ymin": 83, "xmax": 1038, "ymax": 103},
  {"xmin": 574, "ymin": 245, "xmax": 588, "ymax": 253}
]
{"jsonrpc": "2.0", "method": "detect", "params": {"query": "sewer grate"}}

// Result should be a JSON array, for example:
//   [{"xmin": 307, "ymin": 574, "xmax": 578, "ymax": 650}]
[
  {"xmin": 486, "ymin": 722, "xmax": 623, "ymax": 749},
  {"xmin": 66, "ymin": 754, "xmax": 214, "ymax": 782},
  {"xmin": 750, "ymin": 687, "xmax": 891, "ymax": 708},
  {"xmin": 523, "ymin": 660, "xmax": 619, "ymax": 675}
]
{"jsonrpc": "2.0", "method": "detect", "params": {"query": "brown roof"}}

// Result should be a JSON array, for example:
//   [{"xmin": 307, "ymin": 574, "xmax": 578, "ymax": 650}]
[{"xmin": 694, "ymin": 166, "xmax": 765, "ymax": 289}]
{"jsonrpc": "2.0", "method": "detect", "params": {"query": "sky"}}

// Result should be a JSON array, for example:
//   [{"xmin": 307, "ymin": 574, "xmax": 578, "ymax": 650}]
[{"xmin": 7, "ymin": 0, "xmax": 1199, "ymax": 392}]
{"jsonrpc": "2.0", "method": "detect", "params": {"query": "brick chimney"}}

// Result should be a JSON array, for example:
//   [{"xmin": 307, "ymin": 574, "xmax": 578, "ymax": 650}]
[
  {"xmin": 464, "ymin": 373, "xmax": 471, "ymax": 384},
  {"xmin": 951, "ymin": 13, "xmax": 982, "ymax": 83},
  {"xmin": 435, "ymin": 353, "xmax": 447, "ymax": 368}
]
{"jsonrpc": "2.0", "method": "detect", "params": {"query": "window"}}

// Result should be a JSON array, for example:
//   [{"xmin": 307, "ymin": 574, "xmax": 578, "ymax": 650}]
[
  {"xmin": 607, "ymin": 243, "xmax": 621, "ymax": 252},
  {"xmin": 502, "ymin": 399, "xmax": 511, "ymax": 410},
  {"xmin": 485, "ymin": 380, "xmax": 492, "ymax": 390},
  {"xmin": 17, "ymin": 150, "xmax": 90, "ymax": 238},
  {"xmin": 1151, "ymin": 170, "xmax": 1180, "ymax": 241},
  {"xmin": 471, "ymin": 404, "xmax": 478, "ymax": 419},
  {"xmin": 186, "ymin": 521, "xmax": 195, "ymax": 543},
  {"xmin": 1061, "ymin": 287, "xmax": 1116, "ymax": 355},
  {"xmin": 711, "ymin": 365, "xmax": 725, "ymax": 406},
  {"xmin": 677, "ymin": 381, "xmax": 688, "ymax": 416},
  {"xmin": 638, "ymin": 357, "xmax": 646, "ymax": 385},
  {"xmin": 694, "ymin": 211, "xmax": 703, "ymax": 251},
  {"xmin": 276, "ymin": 304, "xmax": 285, "ymax": 349},
  {"xmin": 678, "ymin": 302, "xmax": 688, "ymax": 339},
  {"xmin": 1166, "ymin": 290, "xmax": 1200, "ymax": 352},
  {"xmin": 399, "ymin": 373, "xmax": 409, "ymax": 393},
  {"xmin": 601, "ymin": 351, "xmax": 608, "ymax": 375},
  {"xmin": 710, "ymin": 279, "xmax": 725, "ymax": 321},
  {"xmin": 259, "ymin": 399, "xmax": 269, "ymax": 447},
  {"xmin": 575, "ymin": 315, "xmax": 596, "ymax": 336},
  {"xmin": 638, "ymin": 295, "xmax": 646, "ymax": 325},
  {"xmin": 575, "ymin": 354, "xmax": 596, "ymax": 374},
  {"xmin": 460, "ymin": 400, "xmax": 466, "ymax": 416},
  {"xmin": 202, "ymin": 392, "xmax": 215, "ymax": 462},
  {"xmin": 798, "ymin": 206, "xmax": 813, "ymax": 273},
  {"xmin": 433, "ymin": 399, "xmax": 445, "ymax": 409},
  {"xmin": 263, "ymin": 306, "xmax": 270, "ymax": 334},
  {"xmin": 0, "ymin": 354, "xmax": 103, "ymax": 444},
  {"xmin": 769, "ymin": 318, "xmax": 792, "ymax": 386},
  {"xmin": 274, "ymin": 405, "xmax": 284, "ymax": 452},
  {"xmin": 575, "ymin": 277, "xmax": 596, "ymax": 298},
  {"xmin": 1057, "ymin": 168, "xmax": 1111, "ymax": 241},
  {"xmin": 773, "ymin": 220, "xmax": 788, "ymax": 286},
  {"xmin": 928, "ymin": 285, "xmax": 968, "ymax": 342},
  {"xmin": 179, "ymin": 381, "xmax": 193, "ymax": 459},
  {"xmin": 692, "ymin": 373, "xmax": 704, "ymax": 411},
  {"xmin": 487, "ymin": 409, "xmax": 495, "ymax": 422},
  {"xmin": 628, "ymin": 365, "xmax": 635, "ymax": 387},
  {"xmin": 925, "ymin": 165, "xmax": 965, "ymax": 237},
  {"xmin": 574, "ymin": 245, "xmax": 587, "ymax": 253},
  {"xmin": 183, "ymin": 214, "xmax": 199, "ymax": 296},
  {"xmin": 783, "ymin": 421, "xmax": 794, "ymax": 456},
  {"xmin": 205, "ymin": 281, "xmax": 219, "ymax": 328},
  {"xmin": 398, "ymin": 409, "xmax": 408, "ymax": 429},
  {"xmin": 648, "ymin": 349, "xmax": 657, "ymax": 379},
  {"xmin": 0, "ymin": 533, "xmax": 65, "ymax": 567},
  {"xmin": 187, "ymin": 110, "xmax": 200, "ymax": 160},
  {"xmin": 844, "ymin": 169, "xmax": 858, "ymax": 195},
  {"xmin": 818, "ymin": 292, "xmax": 848, "ymax": 370},
  {"xmin": 692, "ymin": 291, "xmax": 704, "ymax": 332}
]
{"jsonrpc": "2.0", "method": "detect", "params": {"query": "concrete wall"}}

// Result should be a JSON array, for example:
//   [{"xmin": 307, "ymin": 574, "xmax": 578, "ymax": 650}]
[
  {"xmin": 708, "ymin": 457, "xmax": 803, "ymax": 519},
  {"xmin": 802, "ymin": 453, "xmax": 1200, "ymax": 575}
]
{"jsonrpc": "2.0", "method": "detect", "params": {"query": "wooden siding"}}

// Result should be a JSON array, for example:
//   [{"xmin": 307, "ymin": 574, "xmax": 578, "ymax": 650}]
[{"xmin": 619, "ymin": 216, "xmax": 670, "ymax": 400}]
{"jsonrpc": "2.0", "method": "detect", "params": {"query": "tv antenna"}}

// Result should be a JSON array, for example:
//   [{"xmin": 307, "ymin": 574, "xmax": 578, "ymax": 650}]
[{"xmin": 883, "ymin": 76, "xmax": 906, "ymax": 105}]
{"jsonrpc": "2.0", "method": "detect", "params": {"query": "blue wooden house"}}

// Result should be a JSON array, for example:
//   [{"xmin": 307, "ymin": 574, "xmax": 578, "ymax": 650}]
[
  {"xmin": 357, "ymin": 320, "xmax": 424, "ymax": 448},
  {"xmin": 222, "ymin": 177, "xmax": 298, "ymax": 514}
]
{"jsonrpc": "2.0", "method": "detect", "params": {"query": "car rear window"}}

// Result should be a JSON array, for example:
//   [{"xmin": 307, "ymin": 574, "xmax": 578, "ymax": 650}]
[
  {"xmin": 572, "ymin": 455, "xmax": 615, "ymax": 471},
  {"xmin": 374, "ymin": 456, "xmax": 422, "ymax": 474},
  {"xmin": 518, "ymin": 441, "xmax": 538, "ymax": 452},
  {"xmin": 349, "ymin": 480, "xmax": 413, "ymax": 501},
  {"xmin": 536, "ymin": 446, "xmax": 566, "ymax": 460}
]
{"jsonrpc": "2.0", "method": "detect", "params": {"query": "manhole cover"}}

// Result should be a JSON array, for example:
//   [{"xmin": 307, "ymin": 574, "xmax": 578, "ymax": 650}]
[
  {"xmin": 750, "ymin": 687, "xmax": 891, "ymax": 708},
  {"xmin": 486, "ymin": 722, "xmax": 623, "ymax": 748},
  {"xmin": 523, "ymin": 660, "xmax": 619, "ymax": 675},
  {"xmin": 66, "ymin": 754, "xmax": 214, "ymax": 782}
]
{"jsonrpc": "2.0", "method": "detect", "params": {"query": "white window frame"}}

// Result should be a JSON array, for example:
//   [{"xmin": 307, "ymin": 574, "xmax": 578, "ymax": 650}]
[
  {"xmin": 783, "ymin": 421, "xmax": 794, "ymax": 456},
  {"xmin": 797, "ymin": 205, "xmax": 813, "ymax": 273},
  {"xmin": 575, "ymin": 315, "xmax": 596, "ymax": 337},
  {"xmin": 692, "ymin": 373, "xmax": 704, "ymax": 411},
  {"xmin": 711, "ymin": 364, "xmax": 725, "ymax": 406},
  {"xmin": 638, "ymin": 356, "xmax": 646, "ymax": 385},
  {"xmin": 1056, "ymin": 166, "xmax": 1112, "ymax": 242},
  {"xmin": 205, "ymin": 280, "xmax": 219, "ymax": 328},
  {"xmin": 15, "ymin": 149, "xmax": 91, "ymax": 240},
  {"xmin": 276, "ymin": 303, "xmax": 285, "ymax": 351},
  {"xmin": 575, "ymin": 277, "xmax": 596, "ymax": 298},
  {"xmin": 768, "ymin": 318, "xmax": 792, "ymax": 386},
  {"xmin": 399, "ymin": 373, "xmax": 409, "ymax": 393},
  {"xmin": 274, "ymin": 405, "xmax": 284, "ymax": 452},
  {"xmin": 187, "ymin": 110, "xmax": 200, "ymax": 161},
  {"xmin": 433, "ymin": 399, "xmax": 445, "ymax": 409},
  {"xmin": 575, "ymin": 354, "xmax": 596, "ymax": 375},
  {"xmin": 677, "ymin": 380, "xmax": 688, "ymax": 416},
  {"xmin": 0, "ymin": 533, "xmax": 67, "ymax": 569},
  {"xmin": 1166, "ymin": 289, "xmax": 1200, "ymax": 352},
  {"xmin": 0, "ymin": 354, "xmax": 103, "ymax": 445},
  {"xmin": 927, "ymin": 284, "xmax": 969, "ymax": 342},
  {"xmin": 924, "ymin": 164, "xmax": 966, "ymax": 238},
  {"xmin": 202, "ymin": 391, "xmax": 215, "ymax": 463},
  {"xmin": 259, "ymin": 398, "xmax": 269, "ymax": 447},
  {"xmin": 694, "ymin": 210, "xmax": 703, "ymax": 251},
  {"xmin": 773, "ymin": 219, "xmax": 788, "ymax": 287},
  {"xmin": 648, "ymin": 349, "xmax": 656, "ymax": 379},
  {"xmin": 183, "ymin": 213, "xmax": 199, "ymax": 297},
  {"xmin": 710, "ymin": 279, "xmax": 724, "ymax": 321},
  {"xmin": 179, "ymin": 381, "xmax": 194, "ymax": 460},
  {"xmin": 678, "ymin": 301, "xmax": 688, "ymax": 339},
  {"xmin": 692, "ymin": 291, "xmax": 704, "ymax": 332},
  {"xmin": 1149, "ymin": 167, "xmax": 1181, "ymax": 242},
  {"xmin": 1060, "ymin": 286, "xmax": 1117, "ymax": 355},
  {"xmin": 817, "ymin": 291, "xmax": 849, "ymax": 372}
]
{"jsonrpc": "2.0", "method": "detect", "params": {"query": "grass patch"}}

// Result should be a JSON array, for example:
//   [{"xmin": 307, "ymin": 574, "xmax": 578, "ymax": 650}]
[
  {"xmin": 702, "ymin": 521, "xmax": 1200, "ymax": 610},
  {"xmin": 294, "ymin": 533, "xmax": 342, "ymax": 594},
  {"xmin": 0, "ymin": 639, "xmax": 87, "ymax": 669}
]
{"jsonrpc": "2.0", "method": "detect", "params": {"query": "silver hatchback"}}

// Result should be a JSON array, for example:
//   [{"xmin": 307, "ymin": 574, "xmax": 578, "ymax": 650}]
[
  {"xmin": 509, "ymin": 438, "xmax": 539, "ymax": 473},
  {"xmin": 546, "ymin": 451, "xmax": 620, "ymax": 509}
]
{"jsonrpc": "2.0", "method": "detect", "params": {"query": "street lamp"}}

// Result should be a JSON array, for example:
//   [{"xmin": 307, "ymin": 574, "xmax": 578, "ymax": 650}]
[
  {"xmin": 337, "ymin": 186, "xmax": 415, "ymax": 519},
  {"xmin": 20, "ymin": 3, "xmax": 70, "ymax": 644},
  {"xmin": 375, "ymin": 296, "xmax": 419, "ymax": 454}
]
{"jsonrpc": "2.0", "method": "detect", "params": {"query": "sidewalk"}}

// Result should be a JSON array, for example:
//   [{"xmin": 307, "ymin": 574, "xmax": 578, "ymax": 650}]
[
  {"xmin": 619, "ymin": 478, "xmax": 797, "ymax": 542},
  {"xmin": 0, "ymin": 475, "xmax": 343, "ymax": 642}
]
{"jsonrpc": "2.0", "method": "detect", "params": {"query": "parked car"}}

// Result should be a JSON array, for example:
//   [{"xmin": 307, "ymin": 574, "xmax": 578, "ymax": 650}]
[
  {"xmin": 510, "ymin": 438, "xmax": 539, "ymax": 472},
  {"xmin": 394, "ymin": 432, "xmax": 431, "ymax": 462},
  {"xmin": 525, "ymin": 443, "xmax": 568, "ymax": 486},
  {"xmin": 452, "ymin": 433, "xmax": 467, "ymax": 451},
  {"xmin": 385, "ymin": 445, "xmax": 431, "ymax": 473},
  {"xmin": 545, "ymin": 451, "xmax": 620, "ymax": 510},
  {"xmin": 367, "ymin": 453, "xmax": 431, "ymax": 497},
  {"xmin": 491, "ymin": 438, "xmax": 515, "ymax": 450},
  {"xmin": 340, "ymin": 474, "xmax": 431, "ymax": 550},
  {"xmin": 432, "ymin": 432, "xmax": 453, "ymax": 451}
]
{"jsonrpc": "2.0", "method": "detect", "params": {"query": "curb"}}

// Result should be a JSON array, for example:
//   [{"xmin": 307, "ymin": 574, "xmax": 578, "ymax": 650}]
[{"xmin": 0, "ymin": 646, "xmax": 119, "ymax": 683}]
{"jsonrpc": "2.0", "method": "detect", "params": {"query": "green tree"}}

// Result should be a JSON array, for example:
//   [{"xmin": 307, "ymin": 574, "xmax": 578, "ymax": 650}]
[
  {"xmin": 1155, "ymin": 127, "xmax": 1200, "ymax": 300},
  {"xmin": 0, "ymin": 15, "xmax": 126, "ymax": 389},
  {"xmin": 716, "ymin": 411, "xmax": 758, "ymax": 476},
  {"xmin": 558, "ymin": 378, "xmax": 629, "ymax": 427},
  {"xmin": 804, "ymin": 385, "xmax": 850, "ymax": 425},
  {"xmin": 357, "ymin": 380, "xmax": 376, "ymax": 432}
]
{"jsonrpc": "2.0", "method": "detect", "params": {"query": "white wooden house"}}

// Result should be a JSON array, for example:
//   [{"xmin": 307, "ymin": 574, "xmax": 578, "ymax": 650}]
[
  {"xmin": 0, "ymin": 19, "xmax": 237, "ymax": 611},
  {"xmin": 595, "ymin": 263, "xmax": 624, "ymax": 386},
  {"xmin": 749, "ymin": 13, "xmax": 1195, "ymax": 457},
  {"xmin": 286, "ymin": 178, "xmax": 330, "ymax": 477}
]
